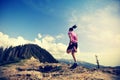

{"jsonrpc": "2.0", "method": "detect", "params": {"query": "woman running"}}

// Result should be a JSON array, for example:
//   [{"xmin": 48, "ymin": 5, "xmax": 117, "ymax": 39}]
[{"xmin": 66, "ymin": 25, "xmax": 78, "ymax": 69}]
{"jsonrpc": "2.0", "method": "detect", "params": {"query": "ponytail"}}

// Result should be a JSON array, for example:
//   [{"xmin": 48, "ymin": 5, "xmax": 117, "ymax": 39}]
[
  {"xmin": 72, "ymin": 25, "xmax": 77, "ymax": 29},
  {"xmin": 69, "ymin": 25, "xmax": 77, "ymax": 31}
]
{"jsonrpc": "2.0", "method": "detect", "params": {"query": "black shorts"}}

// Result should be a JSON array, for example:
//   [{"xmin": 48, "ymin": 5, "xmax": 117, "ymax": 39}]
[{"xmin": 67, "ymin": 42, "xmax": 78, "ymax": 51}]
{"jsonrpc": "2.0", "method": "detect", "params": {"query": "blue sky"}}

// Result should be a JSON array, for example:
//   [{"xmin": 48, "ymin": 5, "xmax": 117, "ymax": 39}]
[
  {"xmin": 0, "ymin": 0, "xmax": 68, "ymax": 39},
  {"xmin": 1, "ymin": 0, "xmax": 118, "ymax": 40},
  {"xmin": 0, "ymin": 0, "xmax": 120, "ymax": 66}
]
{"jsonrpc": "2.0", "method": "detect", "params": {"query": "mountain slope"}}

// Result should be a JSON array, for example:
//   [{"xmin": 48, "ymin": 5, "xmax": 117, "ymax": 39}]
[
  {"xmin": 0, "ymin": 44, "xmax": 58, "ymax": 65},
  {"xmin": 0, "ymin": 58, "xmax": 119, "ymax": 80}
]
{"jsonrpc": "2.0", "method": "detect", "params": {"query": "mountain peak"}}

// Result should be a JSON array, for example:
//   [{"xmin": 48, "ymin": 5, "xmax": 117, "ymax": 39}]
[{"xmin": 0, "ymin": 44, "xmax": 58, "ymax": 65}]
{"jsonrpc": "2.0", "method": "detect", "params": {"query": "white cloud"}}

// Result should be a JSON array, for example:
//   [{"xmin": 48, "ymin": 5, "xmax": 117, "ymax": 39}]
[
  {"xmin": 38, "ymin": 33, "xmax": 42, "ymax": 39},
  {"xmin": 99, "ymin": 48, "xmax": 120, "ymax": 66},
  {"xmin": 69, "ymin": 10, "xmax": 78, "ymax": 24},
  {"xmin": 34, "ymin": 34, "xmax": 68, "ymax": 59},
  {"xmin": 68, "ymin": 4, "xmax": 120, "ymax": 66},
  {"xmin": 56, "ymin": 34, "xmax": 64, "ymax": 39},
  {"xmin": 0, "ymin": 32, "xmax": 33, "ymax": 47},
  {"xmin": 0, "ymin": 32, "xmax": 70, "ymax": 61}
]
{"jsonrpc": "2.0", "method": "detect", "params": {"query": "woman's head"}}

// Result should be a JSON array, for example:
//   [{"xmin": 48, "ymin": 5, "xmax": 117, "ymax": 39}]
[
  {"xmin": 69, "ymin": 25, "xmax": 77, "ymax": 31},
  {"xmin": 69, "ymin": 28, "xmax": 73, "ymax": 31}
]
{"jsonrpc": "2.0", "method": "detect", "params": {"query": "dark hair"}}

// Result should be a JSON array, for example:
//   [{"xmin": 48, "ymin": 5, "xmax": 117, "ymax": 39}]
[
  {"xmin": 69, "ymin": 28, "xmax": 73, "ymax": 31},
  {"xmin": 69, "ymin": 25, "xmax": 77, "ymax": 31},
  {"xmin": 72, "ymin": 25, "xmax": 77, "ymax": 29}
]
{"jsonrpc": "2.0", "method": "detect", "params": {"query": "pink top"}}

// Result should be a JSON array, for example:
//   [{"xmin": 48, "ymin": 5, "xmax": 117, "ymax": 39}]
[{"xmin": 68, "ymin": 31, "xmax": 78, "ymax": 43}]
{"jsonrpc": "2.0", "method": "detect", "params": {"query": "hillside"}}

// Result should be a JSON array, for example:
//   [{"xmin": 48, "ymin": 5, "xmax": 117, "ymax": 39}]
[
  {"xmin": 0, "ymin": 44, "xmax": 120, "ymax": 80},
  {"xmin": 0, "ymin": 57, "xmax": 120, "ymax": 80},
  {"xmin": 0, "ymin": 44, "xmax": 58, "ymax": 66}
]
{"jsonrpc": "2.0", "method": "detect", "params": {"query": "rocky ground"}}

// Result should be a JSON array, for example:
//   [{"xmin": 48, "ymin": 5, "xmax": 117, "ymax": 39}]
[{"xmin": 0, "ymin": 57, "xmax": 120, "ymax": 80}]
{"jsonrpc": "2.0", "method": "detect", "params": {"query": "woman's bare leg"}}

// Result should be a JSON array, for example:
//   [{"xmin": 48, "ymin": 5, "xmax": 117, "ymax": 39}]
[
  {"xmin": 72, "ymin": 52, "xmax": 76, "ymax": 62},
  {"xmin": 70, "ymin": 51, "xmax": 78, "ymax": 69}
]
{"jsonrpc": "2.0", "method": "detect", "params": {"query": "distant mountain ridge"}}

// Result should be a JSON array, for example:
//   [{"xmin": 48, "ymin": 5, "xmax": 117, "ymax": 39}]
[
  {"xmin": 59, "ymin": 59, "xmax": 120, "ymax": 69},
  {"xmin": 58, "ymin": 59, "xmax": 97, "ymax": 68},
  {"xmin": 0, "ymin": 44, "xmax": 58, "ymax": 65}
]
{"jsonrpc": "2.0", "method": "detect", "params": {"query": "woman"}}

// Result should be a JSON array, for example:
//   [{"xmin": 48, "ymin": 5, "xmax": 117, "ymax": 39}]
[{"xmin": 66, "ymin": 25, "xmax": 78, "ymax": 69}]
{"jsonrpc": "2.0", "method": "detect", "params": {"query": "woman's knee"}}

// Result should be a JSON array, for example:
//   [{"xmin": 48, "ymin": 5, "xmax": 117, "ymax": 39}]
[{"xmin": 66, "ymin": 50, "xmax": 71, "ymax": 53}]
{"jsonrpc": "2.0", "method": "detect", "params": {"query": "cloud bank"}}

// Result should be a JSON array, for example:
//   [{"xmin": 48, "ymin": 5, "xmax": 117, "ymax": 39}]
[
  {"xmin": 0, "ymin": 32, "xmax": 32, "ymax": 47},
  {"xmin": 68, "ymin": 4, "xmax": 120, "ymax": 66},
  {"xmin": 0, "ymin": 32, "xmax": 71, "ymax": 60}
]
